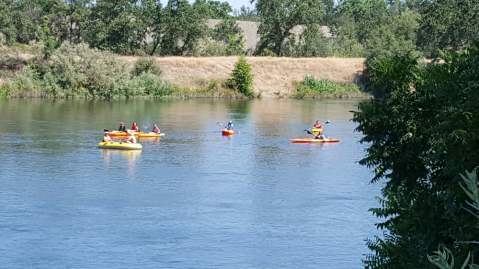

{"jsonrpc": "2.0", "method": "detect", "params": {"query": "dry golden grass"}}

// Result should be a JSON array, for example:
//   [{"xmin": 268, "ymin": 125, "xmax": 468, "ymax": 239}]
[{"xmin": 119, "ymin": 56, "xmax": 365, "ymax": 97}]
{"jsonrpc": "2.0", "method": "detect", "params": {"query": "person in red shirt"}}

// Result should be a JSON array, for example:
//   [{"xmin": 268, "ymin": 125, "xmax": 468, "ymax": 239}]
[
  {"xmin": 131, "ymin": 122, "xmax": 140, "ymax": 132},
  {"xmin": 313, "ymin": 120, "xmax": 323, "ymax": 129}
]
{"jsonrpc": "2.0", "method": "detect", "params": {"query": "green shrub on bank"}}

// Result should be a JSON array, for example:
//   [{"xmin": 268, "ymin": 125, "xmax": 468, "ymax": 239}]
[
  {"xmin": 0, "ymin": 43, "xmax": 178, "ymax": 99},
  {"xmin": 293, "ymin": 75, "xmax": 362, "ymax": 98},
  {"xmin": 132, "ymin": 57, "xmax": 161, "ymax": 76},
  {"xmin": 127, "ymin": 73, "xmax": 173, "ymax": 97},
  {"xmin": 227, "ymin": 56, "xmax": 254, "ymax": 97},
  {"xmin": 0, "ymin": 66, "xmax": 42, "ymax": 97}
]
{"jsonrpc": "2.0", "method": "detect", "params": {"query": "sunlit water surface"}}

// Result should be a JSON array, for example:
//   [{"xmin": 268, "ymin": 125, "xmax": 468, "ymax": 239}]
[{"xmin": 0, "ymin": 99, "xmax": 379, "ymax": 269}]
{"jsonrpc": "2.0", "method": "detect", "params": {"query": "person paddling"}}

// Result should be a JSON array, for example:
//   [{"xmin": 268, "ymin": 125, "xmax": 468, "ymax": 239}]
[
  {"xmin": 131, "ymin": 122, "xmax": 140, "ymax": 132},
  {"xmin": 225, "ymin": 121, "xmax": 234, "ymax": 130},
  {"xmin": 103, "ymin": 134, "xmax": 113, "ymax": 142},
  {"xmin": 152, "ymin": 124, "xmax": 160, "ymax": 134},
  {"xmin": 118, "ymin": 122, "xmax": 127, "ymax": 132},
  {"xmin": 126, "ymin": 131, "xmax": 137, "ymax": 144}
]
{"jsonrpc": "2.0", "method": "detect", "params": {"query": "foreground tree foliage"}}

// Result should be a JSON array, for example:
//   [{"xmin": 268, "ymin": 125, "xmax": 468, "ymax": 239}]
[{"xmin": 354, "ymin": 44, "xmax": 479, "ymax": 268}]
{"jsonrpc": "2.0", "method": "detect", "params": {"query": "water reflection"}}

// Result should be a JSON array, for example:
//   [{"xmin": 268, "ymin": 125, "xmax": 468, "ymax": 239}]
[{"xmin": 101, "ymin": 149, "xmax": 141, "ymax": 175}]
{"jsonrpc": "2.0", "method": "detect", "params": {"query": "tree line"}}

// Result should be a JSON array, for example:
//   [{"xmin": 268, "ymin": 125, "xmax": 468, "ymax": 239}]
[{"xmin": 0, "ymin": 0, "xmax": 477, "ymax": 57}]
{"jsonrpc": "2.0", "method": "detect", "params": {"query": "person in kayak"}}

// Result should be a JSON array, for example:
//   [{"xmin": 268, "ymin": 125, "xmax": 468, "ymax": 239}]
[
  {"xmin": 103, "ymin": 134, "xmax": 113, "ymax": 142},
  {"xmin": 312, "ymin": 120, "xmax": 325, "ymax": 139},
  {"xmin": 225, "ymin": 121, "xmax": 234, "ymax": 130},
  {"xmin": 126, "ymin": 131, "xmax": 137, "ymax": 144},
  {"xmin": 118, "ymin": 122, "xmax": 127, "ymax": 132},
  {"xmin": 152, "ymin": 124, "xmax": 160, "ymax": 134},
  {"xmin": 131, "ymin": 122, "xmax": 140, "ymax": 132}
]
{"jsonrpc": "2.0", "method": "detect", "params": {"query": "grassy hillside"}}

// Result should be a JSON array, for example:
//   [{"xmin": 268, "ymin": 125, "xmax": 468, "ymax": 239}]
[{"xmin": 120, "ymin": 56, "xmax": 365, "ymax": 97}]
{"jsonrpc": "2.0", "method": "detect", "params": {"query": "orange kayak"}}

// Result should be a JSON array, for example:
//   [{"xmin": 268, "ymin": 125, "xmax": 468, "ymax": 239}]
[
  {"xmin": 105, "ymin": 131, "xmax": 164, "ymax": 138},
  {"xmin": 291, "ymin": 138, "xmax": 340, "ymax": 144},
  {"xmin": 222, "ymin": 129, "xmax": 235, "ymax": 136}
]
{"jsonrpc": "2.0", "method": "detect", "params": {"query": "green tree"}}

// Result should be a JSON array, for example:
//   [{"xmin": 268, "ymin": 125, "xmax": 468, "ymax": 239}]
[
  {"xmin": 161, "ymin": 0, "xmax": 208, "ymax": 55},
  {"xmin": 227, "ymin": 56, "xmax": 254, "ymax": 97},
  {"xmin": 233, "ymin": 5, "xmax": 259, "ymax": 21},
  {"xmin": 253, "ymin": 0, "xmax": 324, "ymax": 56},
  {"xmin": 211, "ymin": 18, "xmax": 246, "ymax": 55},
  {"xmin": 418, "ymin": 0, "xmax": 479, "ymax": 56},
  {"xmin": 193, "ymin": 0, "xmax": 232, "ymax": 19},
  {"xmin": 84, "ymin": 0, "xmax": 149, "ymax": 54},
  {"xmin": 355, "ymin": 45, "xmax": 479, "ymax": 268},
  {"xmin": 0, "ymin": 1, "xmax": 15, "ymax": 44},
  {"xmin": 286, "ymin": 24, "xmax": 332, "ymax": 57},
  {"xmin": 332, "ymin": 0, "xmax": 420, "ymax": 57},
  {"xmin": 65, "ymin": 0, "xmax": 91, "ymax": 43}
]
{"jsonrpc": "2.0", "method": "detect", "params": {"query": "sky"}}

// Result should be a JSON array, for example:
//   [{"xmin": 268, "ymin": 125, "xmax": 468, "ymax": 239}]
[{"xmin": 159, "ymin": 0, "xmax": 254, "ymax": 11}]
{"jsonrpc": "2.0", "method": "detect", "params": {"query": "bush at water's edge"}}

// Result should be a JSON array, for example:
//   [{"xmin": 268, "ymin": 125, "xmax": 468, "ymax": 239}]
[
  {"xmin": 292, "ymin": 75, "xmax": 367, "ymax": 99},
  {"xmin": 0, "ymin": 43, "xmax": 250, "ymax": 100}
]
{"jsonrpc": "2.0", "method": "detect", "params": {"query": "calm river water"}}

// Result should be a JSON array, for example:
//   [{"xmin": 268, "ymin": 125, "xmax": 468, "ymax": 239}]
[{"xmin": 0, "ymin": 99, "xmax": 379, "ymax": 269}]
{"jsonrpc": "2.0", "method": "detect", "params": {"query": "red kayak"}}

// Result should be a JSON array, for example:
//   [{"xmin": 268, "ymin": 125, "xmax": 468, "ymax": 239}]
[
  {"xmin": 291, "ymin": 138, "xmax": 340, "ymax": 144},
  {"xmin": 222, "ymin": 129, "xmax": 235, "ymax": 136}
]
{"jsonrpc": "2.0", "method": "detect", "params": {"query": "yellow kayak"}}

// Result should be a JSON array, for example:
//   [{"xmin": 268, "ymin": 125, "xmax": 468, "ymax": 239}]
[
  {"xmin": 291, "ymin": 138, "xmax": 340, "ymax": 144},
  {"xmin": 105, "ymin": 131, "xmax": 165, "ymax": 138},
  {"xmin": 98, "ymin": 141, "xmax": 143, "ymax": 150}
]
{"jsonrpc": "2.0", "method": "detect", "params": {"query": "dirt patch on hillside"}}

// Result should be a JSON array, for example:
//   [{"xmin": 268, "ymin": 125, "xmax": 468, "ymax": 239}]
[{"xmin": 120, "ymin": 56, "xmax": 365, "ymax": 97}]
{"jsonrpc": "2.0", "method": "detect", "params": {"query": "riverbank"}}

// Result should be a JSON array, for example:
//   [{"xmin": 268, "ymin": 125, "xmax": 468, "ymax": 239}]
[
  {"xmin": 120, "ymin": 56, "xmax": 365, "ymax": 97},
  {"xmin": 0, "ymin": 44, "xmax": 366, "ymax": 99}
]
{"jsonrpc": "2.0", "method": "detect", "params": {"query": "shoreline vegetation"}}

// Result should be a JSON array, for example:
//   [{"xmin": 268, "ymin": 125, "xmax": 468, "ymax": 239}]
[{"xmin": 0, "ymin": 43, "xmax": 367, "ymax": 100}]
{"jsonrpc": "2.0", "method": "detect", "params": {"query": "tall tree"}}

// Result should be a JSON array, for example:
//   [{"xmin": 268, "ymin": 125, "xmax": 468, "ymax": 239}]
[
  {"xmin": 0, "ymin": 1, "xmax": 15, "ymax": 44},
  {"xmin": 64, "ymin": 0, "xmax": 91, "ymax": 43},
  {"xmin": 85, "ymin": 0, "xmax": 149, "ymax": 54},
  {"xmin": 193, "ymin": 0, "xmax": 232, "ymax": 19},
  {"xmin": 332, "ymin": 0, "xmax": 420, "ymax": 57},
  {"xmin": 418, "ymin": 0, "xmax": 479, "ymax": 56},
  {"xmin": 211, "ymin": 18, "xmax": 246, "ymax": 55},
  {"xmin": 161, "ymin": 0, "xmax": 207, "ymax": 55},
  {"xmin": 233, "ymin": 5, "xmax": 259, "ymax": 21},
  {"xmin": 253, "ymin": 0, "xmax": 324, "ymax": 55}
]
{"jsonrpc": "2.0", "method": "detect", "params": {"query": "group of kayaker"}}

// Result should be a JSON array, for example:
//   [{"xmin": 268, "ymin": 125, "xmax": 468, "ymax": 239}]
[
  {"xmin": 101, "ymin": 119, "xmax": 331, "ymax": 149},
  {"xmin": 103, "ymin": 122, "xmax": 162, "ymax": 143}
]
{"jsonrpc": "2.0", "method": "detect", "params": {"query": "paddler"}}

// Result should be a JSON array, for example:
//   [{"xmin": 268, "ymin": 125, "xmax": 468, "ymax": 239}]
[
  {"xmin": 103, "ymin": 134, "xmax": 113, "ymax": 142},
  {"xmin": 226, "ymin": 121, "xmax": 234, "ymax": 130},
  {"xmin": 118, "ymin": 122, "xmax": 127, "ymax": 132},
  {"xmin": 126, "ymin": 131, "xmax": 137, "ymax": 144},
  {"xmin": 152, "ymin": 124, "xmax": 160, "ymax": 134},
  {"xmin": 131, "ymin": 122, "xmax": 140, "ymax": 132},
  {"xmin": 311, "ymin": 120, "xmax": 323, "ymax": 136},
  {"xmin": 312, "ymin": 120, "xmax": 325, "ymax": 139}
]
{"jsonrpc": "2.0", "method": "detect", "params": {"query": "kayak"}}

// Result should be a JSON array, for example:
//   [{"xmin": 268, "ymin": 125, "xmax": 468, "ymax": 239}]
[
  {"xmin": 98, "ymin": 141, "xmax": 143, "ymax": 150},
  {"xmin": 137, "ymin": 132, "xmax": 165, "ymax": 138},
  {"xmin": 291, "ymin": 138, "xmax": 340, "ymax": 144},
  {"xmin": 105, "ymin": 131, "xmax": 165, "ymax": 138},
  {"xmin": 222, "ymin": 129, "xmax": 235, "ymax": 136}
]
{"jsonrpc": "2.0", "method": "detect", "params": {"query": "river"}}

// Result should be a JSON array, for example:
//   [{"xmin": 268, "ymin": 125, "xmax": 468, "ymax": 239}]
[{"xmin": 0, "ymin": 99, "xmax": 379, "ymax": 269}]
